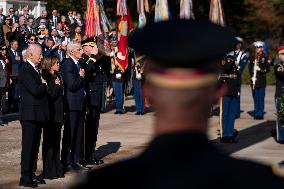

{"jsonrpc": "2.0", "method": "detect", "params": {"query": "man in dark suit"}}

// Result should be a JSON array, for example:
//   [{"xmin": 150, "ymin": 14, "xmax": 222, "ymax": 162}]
[
  {"xmin": 50, "ymin": 10, "xmax": 60, "ymax": 29},
  {"xmin": 18, "ymin": 44, "xmax": 48, "ymax": 188},
  {"xmin": 8, "ymin": 7, "xmax": 18, "ymax": 24},
  {"xmin": 7, "ymin": 40, "xmax": 22, "ymax": 112},
  {"xmin": 61, "ymin": 41, "xmax": 87, "ymax": 172},
  {"xmin": 71, "ymin": 20, "xmax": 284, "ymax": 189},
  {"xmin": 80, "ymin": 38, "xmax": 104, "ymax": 166}
]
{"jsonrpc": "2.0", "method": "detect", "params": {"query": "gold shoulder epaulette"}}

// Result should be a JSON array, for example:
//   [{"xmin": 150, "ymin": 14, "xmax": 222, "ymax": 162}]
[{"xmin": 86, "ymin": 57, "xmax": 96, "ymax": 64}]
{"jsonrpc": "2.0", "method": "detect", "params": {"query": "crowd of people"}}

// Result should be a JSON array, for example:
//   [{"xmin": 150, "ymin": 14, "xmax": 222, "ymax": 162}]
[
  {"xmin": 0, "ymin": 5, "xmax": 146, "ymax": 126},
  {"xmin": 0, "ymin": 5, "xmax": 145, "ymax": 188},
  {"xmin": 0, "ymin": 3, "xmax": 284, "ymax": 189}
]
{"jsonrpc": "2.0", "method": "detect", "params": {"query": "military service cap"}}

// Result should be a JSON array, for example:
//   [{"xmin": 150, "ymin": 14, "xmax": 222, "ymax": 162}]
[
  {"xmin": 81, "ymin": 38, "xmax": 97, "ymax": 47},
  {"xmin": 128, "ymin": 19, "xmax": 237, "ymax": 89}
]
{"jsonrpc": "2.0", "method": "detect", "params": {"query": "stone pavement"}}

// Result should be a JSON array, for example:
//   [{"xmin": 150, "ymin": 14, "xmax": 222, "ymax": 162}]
[{"xmin": 0, "ymin": 85, "xmax": 284, "ymax": 189}]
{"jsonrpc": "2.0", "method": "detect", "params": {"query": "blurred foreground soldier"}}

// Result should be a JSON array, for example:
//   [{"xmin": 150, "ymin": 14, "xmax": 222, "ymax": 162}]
[
  {"xmin": 274, "ymin": 45, "xmax": 284, "ymax": 143},
  {"xmin": 18, "ymin": 44, "xmax": 48, "ymax": 188},
  {"xmin": 71, "ymin": 20, "xmax": 284, "ymax": 189},
  {"xmin": 80, "ymin": 38, "xmax": 104, "ymax": 166},
  {"xmin": 249, "ymin": 41, "xmax": 270, "ymax": 120},
  {"xmin": 219, "ymin": 54, "xmax": 239, "ymax": 143}
]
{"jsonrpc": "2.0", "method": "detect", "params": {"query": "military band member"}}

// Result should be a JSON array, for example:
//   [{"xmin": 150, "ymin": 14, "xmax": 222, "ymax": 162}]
[
  {"xmin": 274, "ymin": 44, "xmax": 284, "ymax": 143},
  {"xmin": 132, "ymin": 52, "xmax": 145, "ymax": 115},
  {"xmin": 248, "ymin": 41, "xmax": 270, "ymax": 120},
  {"xmin": 80, "ymin": 38, "xmax": 105, "ymax": 165},
  {"xmin": 219, "ymin": 54, "xmax": 239, "ymax": 143},
  {"xmin": 234, "ymin": 37, "xmax": 248, "ymax": 118},
  {"xmin": 113, "ymin": 64, "xmax": 125, "ymax": 114}
]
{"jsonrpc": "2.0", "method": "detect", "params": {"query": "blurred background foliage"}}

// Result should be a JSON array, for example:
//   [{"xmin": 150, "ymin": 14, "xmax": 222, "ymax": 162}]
[{"xmin": 42, "ymin": 0, "xmax": 284, "ymax": 84}]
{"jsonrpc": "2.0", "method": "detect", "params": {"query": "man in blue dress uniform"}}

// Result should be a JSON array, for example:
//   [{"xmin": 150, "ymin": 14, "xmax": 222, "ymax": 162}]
[
  {"xmin": 274, "ymin": 44, "xmax": 284, "ymax": 143},
  {"xmin": 219, "ymin": 54, "xmax": 239, "ymax": 143},
  {"xmin": 234, "ymin": 37, "xmax": 248, "ymax": 118},
  {"xmin": 248, "ymin": 41, "xmax": 270, "ymax": 120}
]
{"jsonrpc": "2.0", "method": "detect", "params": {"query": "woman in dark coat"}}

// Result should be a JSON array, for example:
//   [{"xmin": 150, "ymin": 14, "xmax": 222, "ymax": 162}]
[{"xmin": 41, "ymin": 56, "xmax": 64, "ymax": 179}]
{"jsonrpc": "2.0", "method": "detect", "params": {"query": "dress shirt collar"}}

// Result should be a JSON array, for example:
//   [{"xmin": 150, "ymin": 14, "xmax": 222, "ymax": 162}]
[
  {"xmin": 27, "ymin": 59, "xmax": 37, "ymax": 71},
  {"xmin": 70, "ymin": 56, "xmax": 78, "ymax": 64}
]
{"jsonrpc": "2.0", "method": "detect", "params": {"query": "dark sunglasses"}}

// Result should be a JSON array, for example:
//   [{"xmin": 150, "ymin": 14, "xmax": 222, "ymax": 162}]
[
  {"xmin": 1, "ymin": 48, "xmax": 7, "ymax": 50},
  {"xmin": 9, "ymin": 10, "xmax": 14, "ymax": 13},
  {"xmin": 30, "ymin": 38, "xmax": 36, "ymax": 41}
]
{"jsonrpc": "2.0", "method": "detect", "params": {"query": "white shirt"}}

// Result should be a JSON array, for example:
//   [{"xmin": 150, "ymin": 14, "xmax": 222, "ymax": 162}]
[
  {"xmin": 27, "ymin": 59, "xmax": 38, "ymax": 72},
  {"xmin": 70, "ymin": 56, "xmax": 78, "ymax": 65}
]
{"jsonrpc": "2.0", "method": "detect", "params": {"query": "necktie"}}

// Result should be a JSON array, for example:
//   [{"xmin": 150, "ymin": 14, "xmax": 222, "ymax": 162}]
[{"xmin": 76, "ymin": 63, "xmax": 80, "ymax": 70}]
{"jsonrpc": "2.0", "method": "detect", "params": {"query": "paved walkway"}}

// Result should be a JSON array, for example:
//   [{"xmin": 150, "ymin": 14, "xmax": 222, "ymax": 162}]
[{"xmin": 0, "ymin": 85, "xmax": 283, "ymax": 189}]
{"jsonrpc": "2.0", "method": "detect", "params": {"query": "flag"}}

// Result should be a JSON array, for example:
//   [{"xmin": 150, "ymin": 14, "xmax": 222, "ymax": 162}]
[
  {"xmin": 155, "ymin": 0, "xmax": 170, "ymax": 22},
  {"xmin": 209, "ymin": 0, "xmax": 225, "ymax": 26},
  {"xmin": 180, "ymin": 0, "xmax": 194, "ymax": 19},
  {"xmin": 85, "ymin": 0, "xmax": 101, "ymax": 38},
  {"xmin": 137, "ymin": 0, "xmax": 149, "ymax": 28},
  {"xmin": 115, "ymin": 0, "xmax": 133, "ymax": 72}
]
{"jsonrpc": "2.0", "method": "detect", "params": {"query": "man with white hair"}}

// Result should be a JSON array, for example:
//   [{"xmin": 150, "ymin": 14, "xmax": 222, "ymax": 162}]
[
  {"xmin": 61, "ymin": 41, "xmax": 88, "ymax": 172},
  {"xmin": 18, "ymin": 44, "xmax": 48, "ymax": 188}
]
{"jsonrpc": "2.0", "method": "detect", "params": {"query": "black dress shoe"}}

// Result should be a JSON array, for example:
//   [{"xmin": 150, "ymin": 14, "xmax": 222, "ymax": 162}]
[
  {"xmin": 19, "ymin": 178, "xmax": 38, "ymax": 188},
  {"xmin": 220, "ymin": 136, "xmax": 238, "ymax": 143},
  {"xmin": 72, "ymin": 163, "xmax": 90, "ymax": 171},
  {"xmin": 63, "ymin": 165, "xmax": 72, "ymax": 173},
  {"xmin": 34, "ymin": 178, "xmax": 46, "ymax": 185}
]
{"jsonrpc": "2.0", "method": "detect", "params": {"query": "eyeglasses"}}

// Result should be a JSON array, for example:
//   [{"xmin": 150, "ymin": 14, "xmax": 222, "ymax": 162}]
[
  {"xmin": 40, "ymin": 22, "xmax": 46, "ymax": 24},
  {"xmin": 9, "ymin": 10, "xmax": 14, "ymax": 13},
  {"xmin": 24, "ymin": 9, "xmax": 29, "ymax": 12},
  {"xmin": 30, "ymin": 38, "xmax": 36, "ymax": 41}
]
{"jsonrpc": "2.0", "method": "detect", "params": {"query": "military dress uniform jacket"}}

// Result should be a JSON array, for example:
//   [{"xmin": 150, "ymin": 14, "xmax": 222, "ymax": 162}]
[
  {"xmin": 248, "ymin": 56, "xmax": 270, "ymax": 88},
  {"xmin": 274, "ymin": 63, "xmax": 284, "ymax": 98},
  {"xmin": 72, "ymin": 132, "xmax": 284, "ymax": 189},
  {"xmin": 219, "ymin": 56, "xmax": 239, "ymax": 97},
  {"xmin": 18, "ymin": 62, "xmax": 49, "ymax": 122},
  {"xmin": 81, "ymin": 54, "xmax": 111, "ymax": 107},
  {"xmin": 62, "ymin": 57, "xmax": 85, "ymax": 111}
]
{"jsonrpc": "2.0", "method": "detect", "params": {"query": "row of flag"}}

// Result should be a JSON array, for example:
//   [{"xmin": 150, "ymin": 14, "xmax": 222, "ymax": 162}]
[{"xmin": 85, "ymin": 0, "xmax": 225, "ymax": 72}]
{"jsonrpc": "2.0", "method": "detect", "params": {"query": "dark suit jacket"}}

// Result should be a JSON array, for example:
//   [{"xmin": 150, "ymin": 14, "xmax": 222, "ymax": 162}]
[
  {"xmin": 43, "ymin": 46, "xmax": 57, "ymax": 56},
  {"xmin": 43, "ymin": 71, "xmax": 64, "ymax": 123},
  {"xmin": 72, "ymin": 132, "xmax": 284, "ymax": 189},
  {"xmin": 54, "ymin": 49, "xmax": 66, "ymax": 63},
  {"xmin": 18, "ymin": 61, "xmax": 49, "ymax": 122},
  {"xmin": 62, "ymin": 57, "xmax": 85, "ymax": 111},
  {"xmin": 8, "ymin": 48, "xmax": 22, "ymax": 77}
]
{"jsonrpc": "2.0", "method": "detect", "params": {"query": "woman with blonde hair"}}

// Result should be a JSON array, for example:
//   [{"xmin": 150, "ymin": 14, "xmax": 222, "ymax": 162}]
[{"xmin": 41, "ymin": 56, "xmax": 64, "ymax": 179}]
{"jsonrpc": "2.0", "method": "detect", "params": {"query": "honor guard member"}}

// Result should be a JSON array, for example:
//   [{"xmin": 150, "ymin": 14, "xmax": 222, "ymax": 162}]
[
  {"xmin": 219, "ymin": 54, "xmax": 239, "ymax": 143},
  {"xmin": 80, "ymin": 38, "xmax": 104, "ymax": 166},
  {"xmin": 113, "ymin": 63, "xmax": 125, "ymax": 114},
  {"xmin": 249, "ymin": 41, "xmax": 270, "ymax": 120},
  {"xmin": 131, "ymin": 51, "xmax": 145, "ymax": 115},
  {"xmin": 274, "ymin": 44, "xmax": 284, "ymax": 143},
  {"xmin": 234, "ymin": 37, "xmax": 248, "ymax": 118},
  {"xmin": 70, "ymin": 20, "xmax": 284, "ymax": 189}
]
